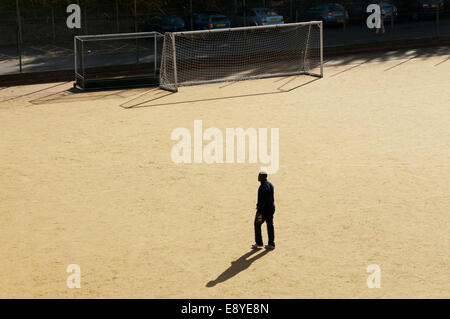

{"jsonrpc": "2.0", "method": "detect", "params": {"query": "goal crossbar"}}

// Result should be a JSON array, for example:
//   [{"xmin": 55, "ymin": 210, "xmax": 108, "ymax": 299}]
[
  {"xmin": 74, "ymin": 32, "xmax": 163, "ymax": 42},
  {"xmin": 170, "ymin": 21, "xmax": 322, "ymax": 35}
]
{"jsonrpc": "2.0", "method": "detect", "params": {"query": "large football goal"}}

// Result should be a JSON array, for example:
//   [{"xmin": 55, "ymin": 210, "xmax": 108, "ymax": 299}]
[{"xmin": 159, "ymin": 21, "xmax": 323, "ymax": 92}]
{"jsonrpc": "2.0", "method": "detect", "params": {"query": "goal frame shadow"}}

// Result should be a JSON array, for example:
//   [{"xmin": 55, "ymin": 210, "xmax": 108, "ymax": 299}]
[{"xmin": 120, "ymin": 75, "xmax": 321, "ymax": 109}]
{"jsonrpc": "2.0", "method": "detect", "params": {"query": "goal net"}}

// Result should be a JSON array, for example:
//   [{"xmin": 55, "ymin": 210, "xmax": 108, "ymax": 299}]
[
  {"xmin": 74, "ymin": 32, "xmax": 163, "ymax": 90},
  {"xmin": 159, "ymin": 21, "xmax": 323, "ymax": 92}
]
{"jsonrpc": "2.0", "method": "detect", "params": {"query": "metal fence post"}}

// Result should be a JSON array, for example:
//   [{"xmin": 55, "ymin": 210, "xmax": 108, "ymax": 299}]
[
  {"xmin": 243, "ymin": 0, "xmax": 247, "ymax": 26},
  {"xmin": 134, "ymin": 0, "xmax": 139, "ymax": 64},
  {"xmin": 51, "ymin": 7, "xmax": 56, "ymax": 41},
  {"xmin": 436, "ymin": 2, "xmax": 440, "ymax": 36},
  {"xmin": 116, "ymin": 0, "xmax": 120, "ymax": 33},
  {"xmin": 391, "ymin": 4, "xmax": 394, "ymax": 37},
  {"xmin": 15, "ymin": 0, "xmax": 23, "ymax": 73},
  {"xmin": 77, "ymin": 0, "xmax": 81, "ymax": 36},
  {"xmin": 343, "ymin": 0, "xmax": 347, "ymax": 46},
  {"xmin": 290, "ymin": 0, "xmax": 293, "ymax": 22},
  {"xmin": 190, "ymin": 0, "xmax": 193, "ymax": 31},
  {"xmin": 84, "ymin": 6, "xmax": 88, "ymax": 35},
  {"xmin": 134, "ymin": 0, "xmax": 137, "ymax": 33},
  {"xmin": 16, "ymin": 0, "xmax": 23, "ymax": 44},
  {"xmin": 17, "ymin": 26, "xmax": 22, "ymax": 73}
]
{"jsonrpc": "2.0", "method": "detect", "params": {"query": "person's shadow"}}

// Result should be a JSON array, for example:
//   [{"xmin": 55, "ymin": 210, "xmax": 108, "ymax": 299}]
[{"xmin": 206, "ymin": 249, "xmax": 272, "ymax": 287}]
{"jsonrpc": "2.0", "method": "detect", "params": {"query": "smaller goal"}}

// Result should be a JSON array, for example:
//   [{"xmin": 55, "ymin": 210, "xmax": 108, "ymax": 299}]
[
  {"xmin": 74, "ymin": 32, "xmax": 163, "ymax": 90},
  {"xmin": 159, "ymin": 21, "xmax": 323, "ymax": 92}
]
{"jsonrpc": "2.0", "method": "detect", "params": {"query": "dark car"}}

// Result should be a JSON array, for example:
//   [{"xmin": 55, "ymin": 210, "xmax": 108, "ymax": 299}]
[
  {"xmin": 192, "ymin": 12, "xmax": 231, "ymax": 30},
  {"xmin": 347, "ymin": 1, "xmax": 397, "ymax": 24},
  {"xmin": 301, "ymin": 4, "xmax": 349, "ymax": 26},
  {"xmin": 140, "ymin": 16, "xmax": 186, "ymax": 33},
  {"xmin": 396, "ymin": 0, "xmax": 444, "ymax": 21}
]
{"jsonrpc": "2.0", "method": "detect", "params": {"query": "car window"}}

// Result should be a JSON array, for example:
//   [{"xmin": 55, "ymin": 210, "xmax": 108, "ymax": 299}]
[{"xmin": 329, "ymin": 5, "xmax": 344, "ymax": 11}]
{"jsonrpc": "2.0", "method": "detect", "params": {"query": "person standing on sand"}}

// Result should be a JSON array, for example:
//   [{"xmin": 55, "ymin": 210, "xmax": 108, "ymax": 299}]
[{"xmin": 252, "ymin": 171, "xmax": 276, "ymax": 250}]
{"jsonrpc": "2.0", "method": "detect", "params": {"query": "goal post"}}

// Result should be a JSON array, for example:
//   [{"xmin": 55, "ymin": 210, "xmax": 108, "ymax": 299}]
[{"xmin": 159, "ymin": 21, "xmax": 323, "ymax": 93}]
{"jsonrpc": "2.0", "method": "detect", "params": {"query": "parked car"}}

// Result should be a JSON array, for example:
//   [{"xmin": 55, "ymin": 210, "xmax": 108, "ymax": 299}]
[
  {"xmin": 301, "ymin": 4, "xmax": 349, "ymax": 26},
  {"xmin": 346, "ymin": 1, "xmax": 397, "ymax": 24},
  {"xmin": 395, "ymin": 0, "xmax": 444, "ymax": 21},
  {"xmin": 376, "ymin": 1, "xmax": 397, "ymax": 22},
  {"xmin": 139, "ymin": 16, "xmax": 186, "ymax": 33},
  {"xmin": 232, "ymin": 8, "xmax": 284, "ymax": 27},
  {"xmin": 192, "ymin": 12, "xmax": 231, "ymax": 30}
]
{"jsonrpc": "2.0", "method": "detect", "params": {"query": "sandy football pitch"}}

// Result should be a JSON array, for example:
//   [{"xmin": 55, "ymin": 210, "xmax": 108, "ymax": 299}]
[{"xmin": 0, "ymin": 47, "xmax": 449, "ymax": 298}]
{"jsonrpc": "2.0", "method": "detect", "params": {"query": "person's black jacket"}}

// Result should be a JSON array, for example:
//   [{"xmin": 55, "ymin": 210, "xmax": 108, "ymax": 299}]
[{"xmin": 257, "ymin": 180, "xmax": 275, "ymax": 215}]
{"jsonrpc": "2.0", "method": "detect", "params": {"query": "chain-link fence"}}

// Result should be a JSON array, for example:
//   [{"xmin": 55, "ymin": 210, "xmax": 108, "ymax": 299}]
[{"xmin": 0, "ymin": 0, "xmax": 449, "ymax": 76}]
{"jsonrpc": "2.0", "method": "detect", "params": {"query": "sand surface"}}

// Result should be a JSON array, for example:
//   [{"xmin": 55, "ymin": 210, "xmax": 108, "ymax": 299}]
[{"xmin": 0, "ymin": 47, "xmax": 449, "ymax": 298}]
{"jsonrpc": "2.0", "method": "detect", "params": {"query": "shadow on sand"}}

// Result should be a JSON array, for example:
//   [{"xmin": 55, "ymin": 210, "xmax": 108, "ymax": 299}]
[{"xmin": 206, "ymin": 249, "xmax": 272, "ymax": 288}]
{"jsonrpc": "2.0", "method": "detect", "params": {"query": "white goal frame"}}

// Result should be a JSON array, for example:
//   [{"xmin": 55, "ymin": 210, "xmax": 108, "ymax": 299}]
[{"xmin": 159, "ymin": 21, "xmax": 323, "ymax": 92}]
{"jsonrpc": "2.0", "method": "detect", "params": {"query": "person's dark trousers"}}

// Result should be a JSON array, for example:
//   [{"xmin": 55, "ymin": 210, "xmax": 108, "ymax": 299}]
[{"xmin": 254, "ymin": 212, "xmax": 275, "ymax": 247}]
